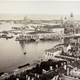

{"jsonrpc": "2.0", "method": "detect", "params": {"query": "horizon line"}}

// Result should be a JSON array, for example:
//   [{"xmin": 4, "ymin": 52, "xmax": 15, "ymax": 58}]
[{"xmin": 0, "ymin": 13, "xmax": 80, "ymax": 15}]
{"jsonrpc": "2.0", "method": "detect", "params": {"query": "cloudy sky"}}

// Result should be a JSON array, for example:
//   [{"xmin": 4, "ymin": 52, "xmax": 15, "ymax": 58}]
[{"xmin": 0, "ymin": 1, "xmax": 80, "ymax": 14}]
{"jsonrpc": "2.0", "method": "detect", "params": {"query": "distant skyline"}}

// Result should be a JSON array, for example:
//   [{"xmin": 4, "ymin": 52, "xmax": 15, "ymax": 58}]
[
  {"xmin": 0, "ymin": 14, "xmax": 80, "ymax": 20},
  {"xmin": 0, "ymin": 1, "xmax": 80, "ymax": 14}
]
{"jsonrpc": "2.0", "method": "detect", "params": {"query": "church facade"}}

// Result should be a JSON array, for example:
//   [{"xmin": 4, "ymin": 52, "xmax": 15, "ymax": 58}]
[{"xmin": 62, "ymin": 13, "xmax": 80, "ymax": 35}]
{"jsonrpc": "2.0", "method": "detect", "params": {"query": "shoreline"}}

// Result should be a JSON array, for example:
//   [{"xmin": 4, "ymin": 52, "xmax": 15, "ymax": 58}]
[{"xmin": 0, "ymin": 61, "xmax": 38, "ymax": 80}]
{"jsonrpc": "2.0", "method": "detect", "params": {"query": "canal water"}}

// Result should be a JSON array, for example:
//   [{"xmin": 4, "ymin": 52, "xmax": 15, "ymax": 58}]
[{"xmin": 0, "ymin": 23, "xmax": 61, "ymax": 73}]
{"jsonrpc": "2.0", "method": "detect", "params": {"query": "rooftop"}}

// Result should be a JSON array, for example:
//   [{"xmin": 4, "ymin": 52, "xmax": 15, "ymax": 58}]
[
  {"xmin": 70, "ymin": 60, "xmax": 80, "ymax": 69},
  {"xmin": 68, "ymin": 13, "xmax": 75, "ymax": 22},
  {"xmin": 45, "ymin": 47, "xmax": 63, "ymax": 53},
  {"xmin": 29, "ymin": 31, "xmax": 55, "ymax": 34},
  {"xmin": 43, "ymin": 25, "xmax": 64, "ymax": 28}
]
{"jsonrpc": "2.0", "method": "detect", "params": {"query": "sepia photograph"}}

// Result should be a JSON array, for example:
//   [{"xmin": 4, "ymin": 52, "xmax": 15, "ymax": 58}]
[{"xmin": 0, "ymin": 0, "xmax": 80, "ymax": 80}]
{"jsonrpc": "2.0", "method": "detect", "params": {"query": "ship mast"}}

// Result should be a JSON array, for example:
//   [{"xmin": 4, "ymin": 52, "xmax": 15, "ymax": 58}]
[{"xmin": 22, "ymin": 15, "xmax": 27, "ymax": 35}]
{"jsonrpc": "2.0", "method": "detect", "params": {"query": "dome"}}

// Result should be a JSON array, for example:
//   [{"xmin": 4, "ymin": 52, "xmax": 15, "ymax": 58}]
[{"xmin": 68, "ymin": 13, "xmax": 75, "ymax": 22}]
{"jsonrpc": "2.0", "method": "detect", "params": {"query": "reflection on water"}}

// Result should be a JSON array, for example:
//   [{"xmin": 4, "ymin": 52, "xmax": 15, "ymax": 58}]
[
  {"xmin": 19, "ymin": 41, "xmax": 38, "ymax": 52},
  {"xmin": 19, "ymin": 41, "xmax": 26, "ymax": 51},
  {"xmin": 0, "ymin": 38, "xmax": 60, "ymax": 73},
  {"xmin": 0, "ymin": 23, "xmax": 61, "ymax": 73}
]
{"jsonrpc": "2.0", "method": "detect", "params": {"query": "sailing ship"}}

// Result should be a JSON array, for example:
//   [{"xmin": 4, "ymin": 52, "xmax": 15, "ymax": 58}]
[{"xmin": 15, "ymin": 34, "xmax": 32, "ymax": 41}]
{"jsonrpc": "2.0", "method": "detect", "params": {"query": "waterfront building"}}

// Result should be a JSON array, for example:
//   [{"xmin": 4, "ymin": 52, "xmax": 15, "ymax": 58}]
[
  {"xmin": 68, "ymin": 12, "xmax": 76, "ymax": 24},
  {"xmin": 44, "ymin": 45, "xmax": 63, "ymax": 59},
  {"xmin": 63, "ymin": 13, "xmax": 80, "ymax": 35},
  {"xmin": 64, "ymin": 12, "xmax": 76, "ymax": 27},
  {"xmin": 44, "ymin": 42, "xmax": 80, "ymax": 64},
  {"xmin": 29, "ymin": 31, "xmax": 62, "ymax": 40},
  {"xmin": 40, "ymin": 25, "xmax": 64, "ymax": 34}
]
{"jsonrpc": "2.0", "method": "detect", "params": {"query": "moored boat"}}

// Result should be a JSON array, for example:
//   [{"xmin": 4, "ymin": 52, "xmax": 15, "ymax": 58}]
[
  {"xmin": 15, "ymin": 34, "xmax": 31, "ymax": 41},
  {"xmin": 31, "ymin": 34, "xmax": 39, "ymax": 41},
  {"xmin": 1, "ymin": 33, "xmax": 13, "ymax": 38},
  {"xmin": 18, "ymin": 63, "xmax": 30, "ymax": 69},
  {"xmin": 40, "ymin": 35, "xmax": 60, "ymax": 41},
  {"xmin": 24, "ymin": 52, "xmax": 27, "ymax": 55},
  {"xmin": 15, "ymin": 34, "xmax": 39, "ymax": 42}
]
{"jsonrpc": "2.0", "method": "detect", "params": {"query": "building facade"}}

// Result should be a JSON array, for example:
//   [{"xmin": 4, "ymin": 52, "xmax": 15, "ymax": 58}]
[
  {"xmin": 62, "ymin": 13, "xmax": 80, "ymax": 35},
  {"xmin": 40, "ymin": 25, "xmax": 64, "ymax": 34}
]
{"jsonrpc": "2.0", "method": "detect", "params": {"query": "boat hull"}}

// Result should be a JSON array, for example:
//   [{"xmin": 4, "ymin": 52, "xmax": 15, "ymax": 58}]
[{"xmin": 0, "ymin": 35, "xmax": 13, "ymax": 39}]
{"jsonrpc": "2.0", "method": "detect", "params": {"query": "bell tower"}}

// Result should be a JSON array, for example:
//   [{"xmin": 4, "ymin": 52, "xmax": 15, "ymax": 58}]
[{"xmin": 70, "ymin": 12, "xmax": 73, "ymax": 17}]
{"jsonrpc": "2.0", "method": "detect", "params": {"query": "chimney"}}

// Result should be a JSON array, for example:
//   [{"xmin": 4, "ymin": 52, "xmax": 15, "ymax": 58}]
[
  {"xmin": 35, "ymin": 73, "xmax": 37, "ymax": 77},
  {"xmin": 59, "ymin": 77, "xmax": 62, "ymax": 80},
  {"xmin": 61, "ymin": 62, "xmax": 63, "ymax": 66},
  {"xmin": 56, "ymin": 64, "xmax": 58, "ymax": 68},
  {"xmin": 49, "ymin": 66, "xmax": 53, "ymax": 70},
  {"xmin": 37, "ymin": 74, "xmax": 39, "ymax": 78},
  {"xmin": 26, "ymin": 75, "xmax": 28, "ymax": 78},
  {"xmin": 28, "ymin": 76, "xmax": 30, "ymax": 80},
  {"xmin": 16, "ymin": 78, "xmax": 19, "ymax": 80},
  {"xmin": 31, "ymin": 78, "xmax": 34, "ymax": 80},
  {"xmin": 42, "ymin": 69, "xmax": 46, "ymax": 74},
  {"xmin": 55, "ymin": 69, "xmax": 58, "ymax": 72},
  {"xmin": 64, "ymin": 62, "xmax": 66, "ymax": 65},
  {"xmin": 64, "ymin": 65, "xmax": 67, "ymax": 70},
  {"xmin": 14, "ymin": 72, "xmax": 16, "ymax": 76},
  {"xmin": 67, "ymin": 68, "xmax": 69, "ymax": 76}
]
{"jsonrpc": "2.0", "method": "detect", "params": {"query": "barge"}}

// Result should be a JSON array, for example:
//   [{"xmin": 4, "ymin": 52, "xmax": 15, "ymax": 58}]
[
  {"xmin": 40, "ymin": 36, "xmax": 60, "ymax": 41},
  {"xmin": 18, "ymin": 63, "xmax": 30, "ymax": 69}
]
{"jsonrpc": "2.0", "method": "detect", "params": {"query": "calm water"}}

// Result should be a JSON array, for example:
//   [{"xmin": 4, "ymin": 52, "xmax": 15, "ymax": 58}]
[{"xmin": 0, "ymin": 23, "xmax": 61, "ymax": 73}]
